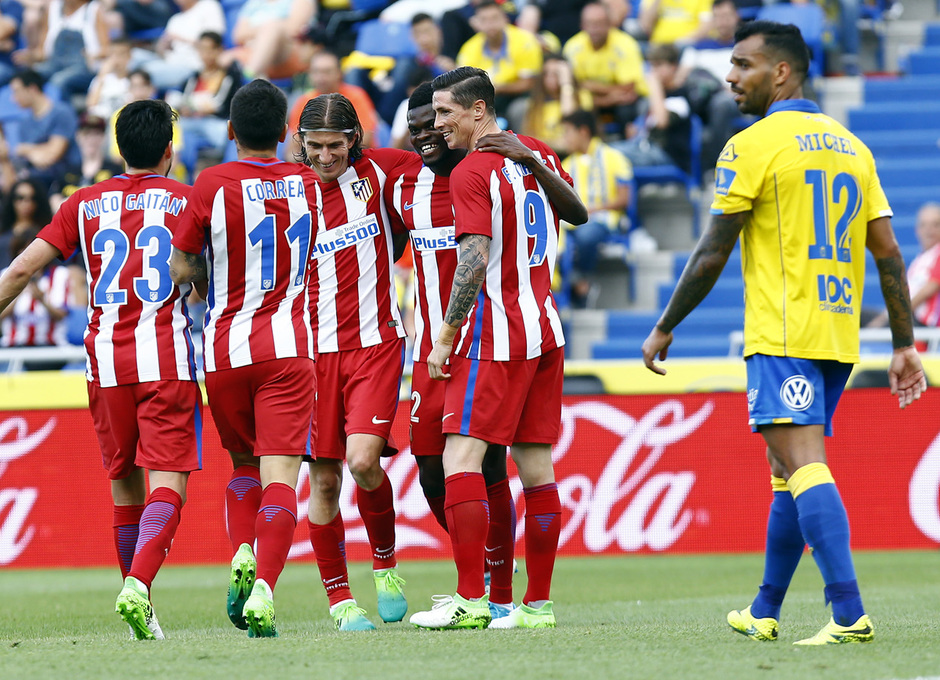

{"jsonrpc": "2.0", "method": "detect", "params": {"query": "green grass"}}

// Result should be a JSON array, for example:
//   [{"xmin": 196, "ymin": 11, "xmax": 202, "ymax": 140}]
[{"xmin": 2, "ymin": 552, "xmax": 939, "ymax": 680}]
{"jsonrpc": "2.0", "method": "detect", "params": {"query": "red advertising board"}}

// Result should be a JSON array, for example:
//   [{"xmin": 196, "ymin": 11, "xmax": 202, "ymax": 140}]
[{"xmin": 1, "ymin": 390, "xmax": 938, "ymax": 569}]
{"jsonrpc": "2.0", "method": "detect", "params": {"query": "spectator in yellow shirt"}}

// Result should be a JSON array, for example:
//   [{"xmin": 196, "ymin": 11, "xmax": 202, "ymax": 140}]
[
  {"xmin": 639, "ymin": 0, "xmax": 713, "ymax": 46},
  {"xmin": 563, "ymin": 2, "xmax": 653, "ymax": 136},
  {"xmin": 561, "ymin": 109, "xmax": 634, "ymax": 307},
  {"xmin": 456, "ymin": 0, "xmax": 542, "ymax": 115}
]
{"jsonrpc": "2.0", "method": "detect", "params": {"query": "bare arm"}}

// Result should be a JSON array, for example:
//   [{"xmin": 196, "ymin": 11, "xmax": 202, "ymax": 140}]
[
  {"xmin": 638, "ymin": 0, "xmax": 660, "ymax": 37},
  {"xmin": 867, "ymin": 216, "xmax": 915, "ymax": 349},
  {"xmin": 867, "ymin": 216, "xmax": 927, "ymax": 406},
  {"xmin": 169, "ymin": 246, "xmax": 208, "ymax": 284},
  {"xmin": 641, "ymin": 211, "xmax": 746, "ymax": 374},
  {"xmin": 16, "ymin": 135, "xmax": 70, "ymax": 169},
  {"xmin": 474, "ymin": 131, "xmax": 588, "ymax": 225},
  {"xmin": 426, "ymin": 233, "xmax": 491, "ymax": 380},
  {"xmin": 0, "ymin": 240, "xmax": 63, "ymax": 314}
]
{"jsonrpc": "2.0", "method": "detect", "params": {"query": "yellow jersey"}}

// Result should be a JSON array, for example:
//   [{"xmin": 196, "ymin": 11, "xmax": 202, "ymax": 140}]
[
  {"xmin": 710, "ymin": 99, "xmax": 892, "ymax": 363},
  {"xmin": 456, "ymin": 25, "xmax": 542, "ymax": 86},
  {"xmin": 563, "ymin": 138, "xmax": 634, "ymax": 230},
  {"xmin": 562, "ymin": 29, "xmax": 648, "ymax": 95},
  {"xmin": 641, "ymin": 0, "xmax": 712, "ymax": 45}
]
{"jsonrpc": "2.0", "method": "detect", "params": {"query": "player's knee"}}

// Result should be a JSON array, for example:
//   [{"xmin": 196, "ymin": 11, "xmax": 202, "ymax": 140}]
[
  {"xmin": 481, "ymin": 445, "xmax": 508, "ymax": 485},
  {"xmin": 346, "ymin": 454, "xmax": 381, "ymax": 487},
  {"xmin": 416, "ymin": 457, "xmax": 446, "ymax": 498}
]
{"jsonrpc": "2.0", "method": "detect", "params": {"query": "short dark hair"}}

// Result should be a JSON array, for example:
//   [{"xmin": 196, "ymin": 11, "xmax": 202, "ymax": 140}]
[
  {"xmin": 296, "ymin": 92, "xmax": 364, "ymax": 164},
  {"xmin": 648, "ymin": 43, "xmax": 681, "ymax": 65},
  {"xmin": 713, "ymin": 0, "xmax": 737, "ymax": 9},
  {"xmin": 431, "ymin": 66, "xmax": 496, "ymax": 118},
  {"xmin": 128, "ymin": 68, "xmax": 152, "ymax": 85},
  {"xmin": 230, "ymin": 79, "xmax": 288, "ymax": 150},
  {"xmin": 199, "ymin": 30, "xmax": 224, "ymax": 46},
  {"xmin": 408, "ymin": 81, "xmax": 434, "ymax": 111},
  {"xmin": 411, "ymin": 12, "xmax": 433, "ymax": 26},
  {"xmin": 11, "ymin": 68, "xmax": 44, "ymax": 90},
  {"xmin": 115, "ymin": 99, "xmax": 176, "ymax": 168},
  {"xmin": 475, "ymin": 0, "xmax": 504, "ymax": 14},
  {"xmin": 734, "ymin": 20, "xmax": 810, "ymax": 83},
  {"xmin": 561, "ymin": 109, "xmax": 597, "ymax": 138}
]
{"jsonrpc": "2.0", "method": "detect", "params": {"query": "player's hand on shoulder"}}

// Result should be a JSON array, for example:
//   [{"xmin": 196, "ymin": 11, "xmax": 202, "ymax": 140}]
[
  {"xmin": 888, "ymin": 345, "xmax": 927, "ymax": 409},
  {"xmin": 475, "ymin": 131, "xmax": 535, "ymax": 164},
  {"xmin": 641, "ymin": 326, "xmax": 673, "ymax": 376}
]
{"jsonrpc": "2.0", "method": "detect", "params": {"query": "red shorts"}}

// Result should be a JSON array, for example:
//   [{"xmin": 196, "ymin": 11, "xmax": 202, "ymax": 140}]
[
  {"xmin": 443, "ymin": 347, "xmax": 564, "ymax": 447},
  {"xmin": 409, "ymin": 361, "xmax": 447, "ymax": 457},
  {"xmin": 205, "ymin": 357, "xmax": 315, "ymax": 457},
  {"xmin": 88, "ymin": 379, "xmax": 202, "ymax": 480},
  {"xmin": 315, "ymin": 339, "xmax": 404, "ymax": 460}
]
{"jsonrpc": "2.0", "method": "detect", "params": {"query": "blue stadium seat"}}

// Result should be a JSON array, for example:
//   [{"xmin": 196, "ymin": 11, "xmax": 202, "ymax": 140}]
[
  {"xmin": 658, "ymin": 275, "xmax": 743, "ymax": 310},
  {"xmin": 855, "ymin": 129, "xmax": 940, "ymax": 160},
  {"xmin": 849, "ymin": 102, "xmax": 940, "ymax": 131},
  {"xmin": 874, "ymin": 158, "xmax": 940, "ymax": 189},
  {"xmin": 925, "ymin": 23, "xmax": 940, "ymax": 47},
  {"xmin": 907, "ymin": 47, "xmax": 940, "ymax": 75},
  {"xmin": 758, "ymin": 3, "xmax": 827, "ymax": 78},
  {"xmin": 864, "ymin": 76, "xmax": 940, "ymax": 104},
  {"xmin": 353, "ymin": 20, "xmax": 416, "ymax": 58}
]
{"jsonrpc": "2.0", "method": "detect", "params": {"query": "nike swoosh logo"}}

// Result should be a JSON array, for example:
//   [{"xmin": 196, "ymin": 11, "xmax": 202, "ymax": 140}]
[
  {"xmin": 403, "ymin": 201, "xmax": 418, "ymax": 210},
  {"xmin": 372, "ymin": 416, "xmax": 391, "ymax": 424},
  {"xmin": 442, "ymin": 412, "xmax": 455, "ymax": 421},
  {"xmin": 324, "ymin": 576, "xmax": 346, "ymax": 584},
  {"xmin": 484, "ymin": 546, "xmax": 498, "ymax": 552}
]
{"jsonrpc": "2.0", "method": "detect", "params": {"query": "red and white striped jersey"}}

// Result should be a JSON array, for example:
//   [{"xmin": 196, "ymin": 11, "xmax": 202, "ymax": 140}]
[
  {"xmin": 308, "ymin": 148, "xmax": 411, "ymax": 353},
  {"xmin": 451, "ymin": 135, "xmax": 569, "ymax": 361},
  {"xmin": 38, "ymin": 173, "xmax": 196, "ymax": 386},
  {"xmin": 386, "ymin": 154, "xmax": 457, "ymax": 363},
  {"xmin": 0, "ymin": 265, "xmax": 72, "ymax": 347},
  {"xmin": 174, "ymin": 157, "xmax": 318, "ymax": 372}
]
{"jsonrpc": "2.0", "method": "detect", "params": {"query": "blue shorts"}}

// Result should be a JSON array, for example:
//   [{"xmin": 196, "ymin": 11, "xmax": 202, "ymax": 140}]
[{"xmin": 745, "ymin": 355, "xmax": 853, "ymax": 436}]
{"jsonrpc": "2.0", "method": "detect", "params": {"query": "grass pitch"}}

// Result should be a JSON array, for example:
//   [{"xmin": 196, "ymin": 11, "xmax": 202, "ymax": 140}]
[{"xmin": 1, "ymin": 551, "xmax": 938, "ymax": 680}]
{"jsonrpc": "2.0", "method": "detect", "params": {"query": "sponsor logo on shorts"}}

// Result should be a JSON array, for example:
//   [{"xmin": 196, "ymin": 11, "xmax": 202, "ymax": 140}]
[
  {"xmin": 372, "ymin": 416, "xmax": 391, "ymax": 424},
  {"xmin": 442, "ymin": 412, "xmax": 455, "ymax": 421},
  {"xmin": 780, "ymin": 375, "xmax": 814, "ymax": 411}
]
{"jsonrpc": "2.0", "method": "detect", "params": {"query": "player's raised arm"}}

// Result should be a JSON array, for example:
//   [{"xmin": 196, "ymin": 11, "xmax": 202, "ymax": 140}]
[
  {"xmin": 641, "ymin": 210, "xmax": 747, "ymax": 374},
  {"xmin": 866, "ymin": 215, "xmax": 927, "ymax": 407},
  {"xmin": 475, "ymin": 131, "xmax": 588, "ymax": 225}
]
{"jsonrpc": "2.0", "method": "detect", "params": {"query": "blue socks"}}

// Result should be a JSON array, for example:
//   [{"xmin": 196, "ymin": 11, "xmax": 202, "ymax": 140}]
[{"xmin": 751, "ymin": 481, "xmax": 805, "ymax": 620}]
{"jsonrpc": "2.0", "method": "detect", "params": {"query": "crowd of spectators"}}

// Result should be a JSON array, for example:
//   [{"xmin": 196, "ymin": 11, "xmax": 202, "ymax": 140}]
[{"xmin": 0, "ymin": 0, "xmax": 883, "ymax": 354}]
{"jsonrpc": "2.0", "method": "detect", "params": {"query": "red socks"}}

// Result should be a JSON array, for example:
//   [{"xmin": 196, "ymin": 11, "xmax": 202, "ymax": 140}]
[
  {"xmin": 225, "ymin": 465, "xmax": 262, "ymax": 552},
  {"xmin": 113, "ymin": 504, "xmax": 144, "ymax": 579},
  {"xmin": 356, "ymin": 471, "xmax": 397, "ymax": 570},
  {"xmin": 254, "ymin": 482, "xmax": 297, "ymax": 590},
  {"xmin": 445, "ymin": 472, "xmax": 489, "ymax": 600},
  {"xmin": 425, "ymin": 493, "xmax": 448, "ymax": 531},
  {"xmin": 485, "ymin": 478, "xmax": 515, "ymax": 605},
  {"xmin": 522, "ymin": 483, "xmax": 561, "ymax": 604},
  {"xmin": 128, "ymin": 488, "xmax": 182, "ymax": 590},
  {"xmin": 308, "ymin": 513, "xmax": 353, "ymax": 607}
]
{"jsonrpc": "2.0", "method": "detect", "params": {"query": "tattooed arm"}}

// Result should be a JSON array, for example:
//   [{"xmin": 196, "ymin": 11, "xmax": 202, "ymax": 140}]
[
  {"xmin": 426, "ymin": 233, "xmax": 491, "ymax": 380},
  {"xmin": 641, "ymin": 211, "xmax": 747, "ymax": 374},
  {"xmin": 867, "ymin": 215, "xmax": 927, "ymax": 407},
  {"xmin": 169, "ymin": 246, "xmax": 208, "ymax": 285}
]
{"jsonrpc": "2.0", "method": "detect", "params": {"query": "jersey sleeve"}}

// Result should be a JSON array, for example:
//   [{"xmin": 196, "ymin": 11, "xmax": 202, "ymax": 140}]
[
  {"xmin": 173, "ymin": 175, "xmax": 211, "ymax": 254},
  {"xmin": 710, "ymin": 132, "xmax": 765, "ymax": 215},
  {"xmin": 37, "ymin": 192, "xmax": 81, "ymax": 260},
  {"xmin": 452, "ymin": 160, "xmax": 494, "ymax": 240}
]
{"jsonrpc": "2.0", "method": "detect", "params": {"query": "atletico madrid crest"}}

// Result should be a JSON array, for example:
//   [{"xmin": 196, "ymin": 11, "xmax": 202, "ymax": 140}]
[{"xmin": 350, "ymin": 178, "xmax": 373, "ymax": 202}]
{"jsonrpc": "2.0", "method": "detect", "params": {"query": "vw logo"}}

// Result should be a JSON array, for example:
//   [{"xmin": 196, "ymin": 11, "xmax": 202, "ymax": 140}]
[{"xmin": 780, "ymin": 375, "xmax": 814, "ymax": 411}]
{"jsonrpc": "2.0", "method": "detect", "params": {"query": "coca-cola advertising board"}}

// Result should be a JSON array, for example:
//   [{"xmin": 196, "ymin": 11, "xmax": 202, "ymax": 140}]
[{"xmin": 1, "ymin": 390, "xmax": 938, "ymax": 568}]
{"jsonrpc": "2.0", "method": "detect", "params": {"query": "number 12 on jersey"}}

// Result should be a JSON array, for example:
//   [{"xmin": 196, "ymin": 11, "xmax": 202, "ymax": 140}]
[{"xmin": 805, "ymin": 169, "xmax": 862, "ymax": 263}]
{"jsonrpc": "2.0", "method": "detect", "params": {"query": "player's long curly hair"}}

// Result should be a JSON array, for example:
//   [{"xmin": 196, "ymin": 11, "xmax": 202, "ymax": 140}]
[{"xmin": 294, "ymin": 93, "xmax": 364, "ymax": 166}]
